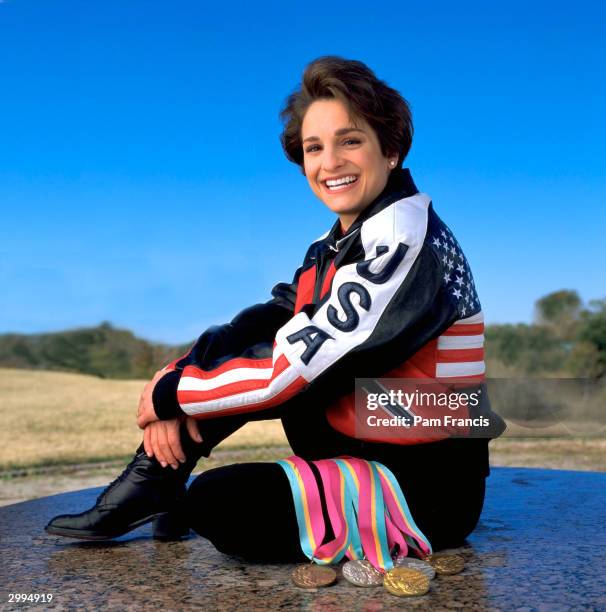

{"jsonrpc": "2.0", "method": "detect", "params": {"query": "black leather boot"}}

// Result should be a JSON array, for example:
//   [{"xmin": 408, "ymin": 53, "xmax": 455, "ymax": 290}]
[
  {"xmin": 45, "ymin": 415, "xmax": 251, "ymax": 541},
  {"xmin": 44, "ymin": 447, "xmax": 194, "ymax": 540}
]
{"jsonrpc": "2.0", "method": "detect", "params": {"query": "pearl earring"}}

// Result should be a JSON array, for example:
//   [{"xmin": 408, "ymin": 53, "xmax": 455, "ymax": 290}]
[{"xmin": 390, "ymin": 160, "xmax": 396, "ymax": 167}]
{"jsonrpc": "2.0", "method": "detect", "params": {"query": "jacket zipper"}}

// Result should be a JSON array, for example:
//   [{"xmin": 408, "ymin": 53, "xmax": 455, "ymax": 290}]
[
  {"xmin": 312, "ymin": 247, "xmax": 337, "ymax": 306},
  {"xmin": 311, "ymin": 228, "xmax": 357, "ymax": 306}
]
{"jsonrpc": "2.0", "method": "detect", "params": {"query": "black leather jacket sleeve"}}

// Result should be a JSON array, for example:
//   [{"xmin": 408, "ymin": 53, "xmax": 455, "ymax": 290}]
[{"xmin": 152, "ymin": 270, "xmax": 300, "ymax": 419}]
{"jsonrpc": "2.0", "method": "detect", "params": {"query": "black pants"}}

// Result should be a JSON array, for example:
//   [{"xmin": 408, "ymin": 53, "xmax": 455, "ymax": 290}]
[{"xmin": 184, "ymin": 411, "xmax": 488, "ymax": 563}]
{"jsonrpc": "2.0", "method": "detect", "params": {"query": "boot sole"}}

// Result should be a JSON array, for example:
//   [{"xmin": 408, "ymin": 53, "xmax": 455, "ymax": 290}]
[{"xmin": 45, "ymin": 512, "xmax": 186, "ymax": 541}]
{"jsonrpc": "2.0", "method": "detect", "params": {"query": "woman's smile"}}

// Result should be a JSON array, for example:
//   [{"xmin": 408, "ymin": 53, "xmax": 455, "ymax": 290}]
[
  {"xmin": 301, "ymin": 98, "xmax": 396, "ymax": 231},
  {"xmin": 321, "ymin": 174, "xmax": 359, "ymax": 193}
]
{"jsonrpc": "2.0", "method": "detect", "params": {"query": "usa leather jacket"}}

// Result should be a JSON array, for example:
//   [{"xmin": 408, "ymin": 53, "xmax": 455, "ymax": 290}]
[{"xmin": 152, "ymin": 168, "xmax": 504, "ymax": 445}]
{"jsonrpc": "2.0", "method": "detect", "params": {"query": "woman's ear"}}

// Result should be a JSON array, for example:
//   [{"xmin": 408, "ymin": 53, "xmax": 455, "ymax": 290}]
[{"xmin": 386, "ymin": 151, "xmax": 399, "ymax": 169}]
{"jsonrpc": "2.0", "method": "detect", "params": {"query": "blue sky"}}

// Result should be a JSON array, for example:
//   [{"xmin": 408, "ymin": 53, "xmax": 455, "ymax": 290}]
[{"xmin": 1, "ymin": 1, "xmax": 604, "ymax": 344}]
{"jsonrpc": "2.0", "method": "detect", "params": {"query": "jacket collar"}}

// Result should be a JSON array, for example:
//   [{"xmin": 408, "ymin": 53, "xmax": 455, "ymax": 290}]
[{"xmin": 324, "ymin": 168, "xmax": 418, "ymax": 251}]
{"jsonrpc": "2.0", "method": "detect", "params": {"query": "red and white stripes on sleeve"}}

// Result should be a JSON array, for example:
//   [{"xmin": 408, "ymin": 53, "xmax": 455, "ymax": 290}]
[
  {"xmin": 175, "ymin": 193, "xmax": 434, "ymax": 420},
  {"xmin": 176, "ymin": 350, "xmax": 307, "ymax": 418},
  {"xmin": 435, "ymin": 310, "xmax": 485, "ymax": 381}
]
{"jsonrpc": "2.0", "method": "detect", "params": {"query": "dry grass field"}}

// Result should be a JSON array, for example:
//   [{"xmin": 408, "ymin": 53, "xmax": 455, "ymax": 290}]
[
  {"xmin": 0, "ymin": 368, "xmax": 287, "ymax": 471},
  {"xmin": 1, "ymin": 367, "xmax": 604, "ymax": 506},
  {"xmin": 1, "ymin": 367, "xmax": 604, "ymax": 473}
]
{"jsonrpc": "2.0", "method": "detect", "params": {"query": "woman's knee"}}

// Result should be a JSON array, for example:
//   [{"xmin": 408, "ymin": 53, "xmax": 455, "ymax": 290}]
[
  {"xmin": 183, "ymin": 462, "xmax": 292, "ymax": 538},
  {"xmin": 424, "ymin": 477, "xmax": 486, "ymax": 550},
  {"xmin": 183, "ymin": 462, "xmax": 304, "ymax": 561},
  {"xmin": 184, "ymin": 466, "xmax": 234, "ymax": 538}
]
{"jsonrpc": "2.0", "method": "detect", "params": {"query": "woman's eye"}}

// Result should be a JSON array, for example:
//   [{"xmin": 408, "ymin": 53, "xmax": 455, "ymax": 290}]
[
  {"xmin": 305, "ymin": 145, "xmax": 321, "ymax": 153},
  {"xmin": 343, "ymin": 138, "xmax": 361, "ymax": 146}
]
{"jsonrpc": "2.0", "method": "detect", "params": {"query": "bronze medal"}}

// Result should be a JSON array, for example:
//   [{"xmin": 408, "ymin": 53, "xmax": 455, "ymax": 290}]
[
  {"xmin": 425, "ymin": 553, "xmax": 465, "ymax": 575},
  {"xmin": 342, "ymin": 560, "xmax": 384, "ymax": 587},
  {"xmin": 383, "ymin": 567, "xmax": 430, "ymax": 597},
  {"xmin": 291, "ymin": 564, "xmax": 337, "ymax": 588}
]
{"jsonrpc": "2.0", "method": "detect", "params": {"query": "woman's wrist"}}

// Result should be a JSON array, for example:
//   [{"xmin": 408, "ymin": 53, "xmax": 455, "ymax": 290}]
[{"xmin": 152, "ymin": 369, "xmax": 184, "ymax": 420}]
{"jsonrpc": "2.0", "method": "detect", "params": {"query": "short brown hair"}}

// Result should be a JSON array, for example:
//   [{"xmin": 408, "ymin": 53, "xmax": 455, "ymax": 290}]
[{"xmin": 280, "ymin": 56, "xmax": 413, "ymax": 171}]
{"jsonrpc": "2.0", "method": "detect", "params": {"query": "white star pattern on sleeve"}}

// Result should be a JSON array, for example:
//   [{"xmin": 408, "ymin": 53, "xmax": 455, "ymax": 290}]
[{"xmin": 430, "ymin": 223, "xmax": 481, "ymax": 316}]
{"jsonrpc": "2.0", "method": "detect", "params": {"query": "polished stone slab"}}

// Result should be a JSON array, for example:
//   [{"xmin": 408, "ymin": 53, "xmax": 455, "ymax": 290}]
[{"xmin": 0, "ymin": 467, "xmax": 605, "ymax": 610}]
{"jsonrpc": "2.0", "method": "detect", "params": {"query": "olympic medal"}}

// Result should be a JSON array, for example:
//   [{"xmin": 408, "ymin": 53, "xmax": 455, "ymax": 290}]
[
  {"xmin": 291, "ymin": 564, "xmax": 337, "ymax": 588},
  {"xmin": 426, "ymin": 553, "xmax": 465, "ymax": 575},
  {"xmin": 342, "ymin": 560, "xmax": 384, "ymax": 587},
  {"xmin": 394, "ymin": 556, "xmax": 436, "ymax": 580},
  {"xmin": 383, "ymin": 567, "xmax": 430, "ymax": 597}
]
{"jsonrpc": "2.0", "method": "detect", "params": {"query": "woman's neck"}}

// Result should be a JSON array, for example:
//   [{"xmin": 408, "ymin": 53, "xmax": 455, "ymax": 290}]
[{"xmin": 338, "ymin": 215, "xmax": 354, "ymax": 234}]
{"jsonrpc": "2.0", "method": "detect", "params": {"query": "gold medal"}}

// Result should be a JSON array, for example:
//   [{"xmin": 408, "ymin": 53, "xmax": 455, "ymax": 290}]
[
  {"xmin": 425, "ymin": 553, "xmax": 465, "ymax": 575},
  {"xmin": 383, "ymin": 567, "xmax": 430, "ymax": 597},
  {"xmin": 394, "ymin": 556, "xmax": 436, "ymax": 580},
  {"xmin": 291, "ymin": 564, "xmax": 337, "ymax": 588}
]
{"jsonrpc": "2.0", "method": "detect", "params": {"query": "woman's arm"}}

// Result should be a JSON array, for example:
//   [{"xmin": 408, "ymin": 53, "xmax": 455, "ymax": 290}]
[
  {"xmin": 136, "ymin": 269, "xmax": 302, "ymax": 428},
  {"xmin": 169, "ymin": 198, "xmax": 469, "ymax": 421}
]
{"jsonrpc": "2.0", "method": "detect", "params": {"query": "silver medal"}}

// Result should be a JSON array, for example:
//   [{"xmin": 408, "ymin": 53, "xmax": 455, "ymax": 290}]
[
  {"xmin": 394, "ymin": 557, "xmax": 436, "ymax": 580},
  {"xmin": 342, "ymin": 559, "xmax": 384, "ymax": 587}
]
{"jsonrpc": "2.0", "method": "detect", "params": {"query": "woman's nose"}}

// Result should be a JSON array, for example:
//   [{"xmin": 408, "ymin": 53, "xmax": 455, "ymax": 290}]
[{"xmin": 321, "ymin": 146, "xmax": 344, "ymax": 172}]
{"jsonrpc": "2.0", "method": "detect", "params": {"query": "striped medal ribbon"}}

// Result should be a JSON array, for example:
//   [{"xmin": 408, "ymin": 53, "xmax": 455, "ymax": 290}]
[
  {"xmin": 341, "ymin": 457, "xmax": 394, "ymax": 572},
  {"xmin": 277, "ymin": 457, "xmax": 349, "ymax": 564},
  {"xmin": 278, "ymin": 456, "xmax": 432, "ymax": 574},
  {"xmin": 373, "ymin": 461, "xmax": 433, "ymax": 559},
  {"xmin": 331, "ymin": 458, "xmax": 364, "ymax": 560},
  {"xmin": 337, "ymin": 457, "xmax": 416, "ymax": 560},
  {"xmin": 312, "ymin": 459, "xmax": 356, "ymax": 562}
]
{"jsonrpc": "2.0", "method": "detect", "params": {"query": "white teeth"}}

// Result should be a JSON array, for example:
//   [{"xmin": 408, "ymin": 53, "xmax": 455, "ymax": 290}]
[{"xmin": 325, "ymin": 175, "xmax": 358, "ymax": 187}]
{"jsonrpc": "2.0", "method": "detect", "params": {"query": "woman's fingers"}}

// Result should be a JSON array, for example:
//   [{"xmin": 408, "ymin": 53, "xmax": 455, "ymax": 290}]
[
  {"xmin": 143, "ymin": 426, "xmax": 152, "ymax": 458},
  {"xmin": 151, "ymin": 421, "xmax": 182, "ymax": 469},
  {"xmin": 151, "ymin": 424, "xmax": 168, "ymax": 467},
  {"xmin": 166, "ymin": 421, "xmax": 186, "ymax": 465},
  {"xmin": 145, "ymin": 418, "xmax": 192, "ymax": 469},
  {"xmin": 136, "ymin": 375, "xmax": 163, "ymax": 429},
  {"xmin": 185, "ymin": 416, "xmax": 203, "ymax": 443},
  {"xmin": 159, "ymin": 423, "xmax": 179, "ymax": 469},
  {"xmin": 137, "ymin": 381, "xmax": 150, "ymax": 415}
]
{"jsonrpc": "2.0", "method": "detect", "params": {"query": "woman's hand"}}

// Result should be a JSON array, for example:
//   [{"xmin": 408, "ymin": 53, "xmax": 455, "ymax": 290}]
[
  {"xmin": 136, "ymin": 369, "xmax": 168, "ymax": 429},
  {"xmin": 143, "ymin": 416, "xmax": 203, "ymax": 469}
]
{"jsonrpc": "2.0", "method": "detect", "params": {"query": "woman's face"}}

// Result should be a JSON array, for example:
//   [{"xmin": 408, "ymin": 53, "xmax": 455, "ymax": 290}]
[{"xmin": 301, "ymin": 98, "xmax": 396, "ymax": 231}]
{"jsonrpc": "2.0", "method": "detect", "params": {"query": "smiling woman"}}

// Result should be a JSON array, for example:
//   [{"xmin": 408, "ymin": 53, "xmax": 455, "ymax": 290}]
[
  {"xmin": 46, "ymin": 56, "xmax": 504, "ymax": 571},
  {"xmin": 301, "ymin": 100, "xmax": 397, "ymax": 229},
  {"xmin": 281, "ymin": 58, "xmax": 412, "ymax": 230}
]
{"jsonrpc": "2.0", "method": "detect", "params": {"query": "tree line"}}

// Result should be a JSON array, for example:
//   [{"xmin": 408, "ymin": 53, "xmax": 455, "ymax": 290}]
[
  {"xmin": 486, "ymin": 290, "xmax": 605, "ymax": 378},
  {"xmin": 0, "ymin": 290, "xmax": 604, "ymax": 380},
  {"xmin": 0, "ymin": 322, "xmax": 189, "ymax": 379}
]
